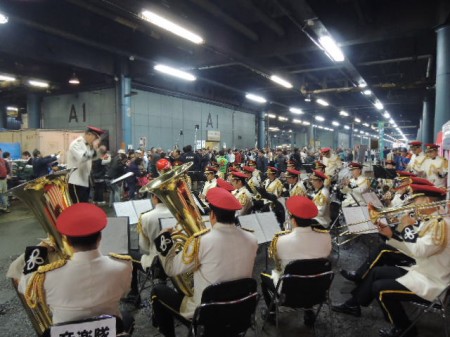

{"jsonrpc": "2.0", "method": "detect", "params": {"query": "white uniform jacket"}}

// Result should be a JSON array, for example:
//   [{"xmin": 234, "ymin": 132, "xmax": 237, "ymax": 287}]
[
  {"xmin": 312, "ymin": 187, "xmax": 331, "ymax": 227},
  {"xmin": 387, "ymin": 217, "xmax": 450, "ymax": 301},
  {"xmin": 139, "ymin": 203, "xmax": 173, "ymax": 270},
  {"xmin": 289, "ymin": 181, "xmax": 307, "ymax": 197},
  {"xmin": 67, "ymin": 136, "xmax": 97, "ymax": 187},
  {"xmin": 201, "ymin": 179, "xmax": 217, "ymax": 199},
  {"xmin": 407, "ymin": 152, "xmax": 426, "ymax": 177},
  {"xmin": 422, "ymin": 156, "xmax": 448, "ymax": 188},
  {"xmin": 341, "ymin": 175, "xmax": 369, "ymax": 207},
  {"xmin": 323, "ymin": 154, "xmax": 342, "ymax": 177},
  {"xmin": 232, "ymin": 187, "xmax": 253, "ymax": 216},
  {"xmin": 161, "ymin": 223, "xmax": 258, "ymax": 318},
  {"xmin": 271, "ymin": 227, "xmax": 331, "ymax": 285},
  {"xmin": 264, "ymin": 178, "xmax": 283, "ymax": 198},
  {"xmin": 19, "ymin": 249, "xmax": 132, "ymax": 324}
]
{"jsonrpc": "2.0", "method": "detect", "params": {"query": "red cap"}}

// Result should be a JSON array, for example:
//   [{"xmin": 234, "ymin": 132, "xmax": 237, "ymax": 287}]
[
  {"xmin": 216, "ymin": 178, "xmax": 235, "ymax": 192},
  {"xmin": 320, "ymin": 147, "xmax": 331, "ymax": 154},
  {"xmin": 408, "ymin": 141, "xmax": 422, "ymax": 147},
  {"xmin": 349, "ymin": 162, "xmax": 363, "ymax": 170},
  {"xmin": 247, "ymin": 160, "xmax": 256, "ymax": 166},
  {"xmin": 286, "ymin": 196, "xmax": 318, "ymax": 219},
  {"xmin": 425, "ymin": 144, "xmax": 439, "ymax": 151},
  {"xmin": 385, "ymin": 159, "xmax": 395, "ymax": 165},
  {"xmin": 206, "ymin": 187, "xmax": 242, "ymax": 210},
  {"xmin": 285, "ymin": 168, "xmax": 300, "ymax": 178},
  {"xmin": 410, "ymin": 177, "xmax": 433, "ymax": 186},
  {"xmin": 86, "ymin": 126, "xmax": 105, "ymax": 137},
  {"xmin": 242, "ymin": 166, "xmax": 255, "ymax": 173},
  {"xmin": 315, "ymin": 161, "xmax": 326, "ymax": 169},
  {"xmin": 397, "ymin": 171, "xmax": 417, "ymax": 177},
  {"xmin": 231, "ymin": 171, "xmax": 249, "ymax": 179},
  {"xmin": 204, "ymin": 166, "xmax": 218, "ymax": 173},
  {"xmin": 157, "ymin": 158, "xmax": 172, "ymax": 172},
  {"xmin": 310, "ymin": 170, "xmax": 328, "ymax": 181},
  {"xmin": 266, "ymin": 166, "xmax": 278, "ymax": 174},
  {"xmin": 409, "ymin": 184, "xmax": 446, "ymax": 198},
  {"xmin": 57, "ymin": 203, "xmax": 107, "ymax": 237}
]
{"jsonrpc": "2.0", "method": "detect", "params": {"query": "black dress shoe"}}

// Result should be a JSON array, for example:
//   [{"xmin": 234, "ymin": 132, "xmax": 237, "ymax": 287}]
[
  {"xmin": 340, "ymin": 269, "xmax": 360, "ymax": 282},
  {"xmin": 379, "ymin": 326, "xmax": 417, "ymax": 337},
  {"xmin": 331, "ymin": 302, "xmax": 361, "ymax": 317}
]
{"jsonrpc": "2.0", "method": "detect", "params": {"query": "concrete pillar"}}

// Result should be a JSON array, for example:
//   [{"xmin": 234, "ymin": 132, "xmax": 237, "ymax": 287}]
[
  {"xmin": 422, "ymin": 94, "xmax": 435, "ymax": 145},
  {"xmin": 27, "ymin": 93, "xmax": 41, "ymax": 128},
  {"xmin": 435, "ymin": 24, "xmax": 450, "ymax": 140},
  {"xmin": 333, "ymin": 129, "xmax": 339, "ymax": 148},
  {"xmin": 0, "ymin": 103, "xmax": 5, "ymax": 129},
  {"xmin": 307, "ymin": 125, "xmax": 313, "ymax": 147},
  {"xmin": 257, "ymin": 111, "xmax": 266, "ymax": 149},
  {"xmin": 120, "ymin": 75, "xmax": 132, "ymax": 149},
  {"xmin": 417, "ymin": 119, "xmax": 423, "ymax": 144},
  {"xmin": 349, "ymin": 123, "xmax": 354, "ymax": 149}
]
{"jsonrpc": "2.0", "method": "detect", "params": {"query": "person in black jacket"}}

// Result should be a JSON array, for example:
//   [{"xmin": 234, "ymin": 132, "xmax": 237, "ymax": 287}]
[
  {"xmin": 91, "ymin": 146, "xmax": 111, "ymax": 205},
  {"xmin": 180, "ymin": 145, "xmax": 201, "ymax": 171},
  {"xmin": 106, "ymin": 150, "xmax": 127, "ymax": 206},
  {"xmin": 32, "ymin": 149, "xmax": 59, "ymax": 178}
]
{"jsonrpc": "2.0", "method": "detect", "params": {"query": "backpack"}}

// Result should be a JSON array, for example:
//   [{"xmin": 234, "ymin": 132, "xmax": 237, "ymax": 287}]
[{"xmin": 0, "ymin": 159, "xmax": 8, "ymax": 178}]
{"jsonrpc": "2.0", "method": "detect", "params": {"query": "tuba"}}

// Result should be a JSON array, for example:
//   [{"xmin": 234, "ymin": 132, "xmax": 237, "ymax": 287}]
[
  {"xmin": 9, "ymin": 170, "xmax": 74, "ymax": 336},
  {"xmin": 140, "ymin": 162, "xmax": 205, "ymax": 297}
]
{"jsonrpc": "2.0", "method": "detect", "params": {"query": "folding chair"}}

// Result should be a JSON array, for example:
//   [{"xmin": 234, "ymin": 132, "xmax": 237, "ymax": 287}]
[
  {"xmin": 262, "ymin": 258, "xmax": 334, "ymax": 336},
  {"xmin": 188, "ymin": 278, "xmax": 260, "ymax": 337},
  {"xmin": 400, "ymin": 284, "xmax": 450, "ymax": 337}
]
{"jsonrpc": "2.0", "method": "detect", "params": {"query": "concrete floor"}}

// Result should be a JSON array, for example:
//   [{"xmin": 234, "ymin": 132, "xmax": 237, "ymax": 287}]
[{"xmin": 0, "ymin": 199, "xmax": 448, "ymax": 337}]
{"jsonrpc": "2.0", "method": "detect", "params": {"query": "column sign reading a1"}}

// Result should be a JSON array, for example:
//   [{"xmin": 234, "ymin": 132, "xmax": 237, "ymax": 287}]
[{"xmin": 68, "ymin": 103, "xmax": 87, "ymax": 123}]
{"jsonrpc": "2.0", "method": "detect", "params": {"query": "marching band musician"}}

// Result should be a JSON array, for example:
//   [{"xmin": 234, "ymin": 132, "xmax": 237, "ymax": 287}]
[
  {"xmin": 379, "ymin": 160, "xmax": 397, "ymax": 206},
  {"xmin": 341, "ymin": 162, "xmax": 369, "ymax": 207},
  {"xmin": 406, "ymin": 141, "xmax": 426, "ymax": 177},
  {"xmin": 157, "ymin": 158, "xmax": 172, "ymax": 174},
  {"xmin": 333, "ymin": 185, "xmax": 449, "ymax": 337},
  {"xmin": 260, "ymin": 196, "xmax": 331, "ymax": 326},
  {"xmin": 18, "ymin": 203, "xmax": 134, "ymax": 333},
  {"xmin": 321, "ymin": 148, "xmax": 342, "ymax": 178},
  {"xmin": 422, "ymin": 144, "xmax": 448, "ymax": 188},
  {"xmin": 309, "ymin": 170, "xmax": 332, "ymax": 228},
  {"xmin": 198, "ymin": 166, "xmax": 218, "ymax": 201},
  {"xmin": 230, "ymin": 171, "xmax": 253, "ymax": 216},
  {"xmin": 285, "ymin": 168, "xmax": 307, "ymax": 197},
  {"xmin": 151, "ymin": 187, "xmax": 258, "ymax": 337},
  {"xmin": 263, "ymin": 167, "xmax": 284, "ymax": 198},
  {"xmin": 242, "ymin": 165, "xmax": 261, "ymax": 195},
  {"xmin": 315, "ymin": 161, "xmax": 331, "ymax": 188}
]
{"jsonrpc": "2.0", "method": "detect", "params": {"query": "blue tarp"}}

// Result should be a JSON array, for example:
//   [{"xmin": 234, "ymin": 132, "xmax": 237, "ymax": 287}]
[{"xmin": 0, "ymin": 143, "xmax": 22, "ymax": 159}]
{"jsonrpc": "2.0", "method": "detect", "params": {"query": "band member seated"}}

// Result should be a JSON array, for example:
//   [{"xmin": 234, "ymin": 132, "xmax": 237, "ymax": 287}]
[
  {"xmin": 260, "ymin": 196, "xmax": 331, "ymax": 326},
  {"xmin": 315, "ymin": 161, "xmax": 331, "ymax": 187},
  {"xmin": 199, "ymin": 166, "xmax": 218, "ymax": 201},
  {"xmin": 263, "ymin": 167, "xmax": 283, "ymax": 198},
  {"xmin": 341, "ymin": 162, "xmax": 369, "ymax": 207},
  {"xmin": 285, "ymin": 168, "xmax": 306, "ymax": 197},
  {"xmin": 332, "ymin": 185, "xmax": 449, "ymax": 337},
  {"xmin": 19, "ymin": 203, "xmax": 133, "ymax": 332},
  {"xmin": 216, "ymin": 178, "xmax": 235, "ymax": 192},
  {"xmin": 242, "ymin": 165, "xmax": 260, "ymax": 195},
  {"xmin": 230, "ymin": 171, "xmax": 253, "ymax": 216},
  {"xmin": 151, "ymin": 187, "xmax": 258, "ymax": 337},
  {"xmin": 406, "ymin": 141, "xmax": 426, "ymax": 177},
  {"xmin": 309, "ymin": 170, "xmax": 331, "ymax": 228},
  {"xmin": 422, "ymin": 143, "xmax": 448, "ymax": 188},
  {"xmin": 321, "ymin": 147, "xmax": 342, "ymax": 178}
]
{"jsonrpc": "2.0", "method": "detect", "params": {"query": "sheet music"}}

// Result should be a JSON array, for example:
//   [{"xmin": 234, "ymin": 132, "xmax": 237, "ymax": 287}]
[
  {"xmin": 133, "ymin": 199, "xmax": 153, "ymax": 217},
  {"xmin": 342, "ymin": 206, "xmax": 377, "ymax": 234},
  {"xmin": 159, "ymin": 217, "xmax": 178, "ymax": 230},
  {"xmin": 113, "ymin": 201, "xmax": 138, "ymax": 224},
  {"xmin": 362, "ymin": 192, "xmax": 384, "ymax": 208},
  {"xmin": 100, "ymin": 217, "xmax": 129, "ymax": 254},
  {"xmin": 256, "ymin": 212, "xmax": 280, "ymax": 242},
  {"xmin": 238, "ymin": 214, "xmax": 266, "ymax": 244}
]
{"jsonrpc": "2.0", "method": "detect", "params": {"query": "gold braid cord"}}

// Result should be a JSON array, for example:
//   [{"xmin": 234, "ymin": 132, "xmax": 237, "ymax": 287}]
[
  {"xmin": 269, "ymin": 231, "xmax": 290, "ymax": 272},
  {"xmin": 109, "ymin": 253, "xmax": 132, "ymax": 261},
  {"xmin": 25, "ymin": 259, "xmax": 67, "ymax": 309},
  {"xmin": 182, "ymin": 229, "xmax": 210, "ymax": 268},
  {"xmin": 419, "ymin": 218, "xmax": 447, "ymax": 253}
]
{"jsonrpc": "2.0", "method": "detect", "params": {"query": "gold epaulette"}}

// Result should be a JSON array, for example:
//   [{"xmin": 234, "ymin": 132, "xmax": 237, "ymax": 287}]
[
  {"xmin": 269, "ymin": 231, "xmax": 290, "ymax": 271},
  {"xmin": 241, "ymin": 227, "xmax": 254, "ymax": 233},
  {"xmin": 274, "ymin": 230, "xmax": 291, "ymax": 237},
  {"xmin": 181, "ymin": 229, "xmax": 211, "ymax": 269},
  {"xmin": 109, "ymin": 253, "xmax": 132, "ymax": 261},
  {"xmin": 136, "ymin": 210, "xmax": 153, "ymax": 238},
  {"xmin": 314, "ymin": 192, "xmax": 327, "ymax": 206},
  {"xmin": 193, "ymin": 228, "xmax": 211, "ymax": 238},
  {"xmin": 419, "ymin": 217, "xmax": 447, "ymax": 251},
  {"xmin": 312, "ymin": 227, "xmax": 330, "ymax": 233}
]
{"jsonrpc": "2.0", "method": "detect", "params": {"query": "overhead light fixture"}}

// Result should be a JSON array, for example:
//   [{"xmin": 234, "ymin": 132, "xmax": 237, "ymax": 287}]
[
  {"xmin": 318, "ymin": 125, "xmax": 324, "ymax": 129},
  {"xmin": 28, "ymin": 80, "xmax": 49, "ymax": 88},
  {"xmin": 268, "ymin": 127, "xmax": 280, "ymax": 132},
  {"xmin": 363, "ymin": 90, "xmax": 372, "ymax": 96},
  {"xmin": 289, "ymin": 107, "xmax": 303, "ymax": 114},
  {"xmin": 344, "ymin": 125, "xmax": 350, "ymax": 130},
  {"xmin": 266, "ymin": 113, "xmax": 276, "ymax": 118},
  {"xmin": 0, "ymin": 74, "xmax": 15, "ymax": 81},
  {"xmin": 302, "ymin": 121, "xmax": 311, "ymax": 125},
  {"xmin": 318, "ymin": 35, "xmax": 345, "ymax": 62},
  {"xmin": 293, "ymin": 119, "xmax": 302, "ymax": 124},
  {"xmin": 6, "ymin": 106, "xmax": 18, "ymax": 112},
  {"xmin": 358, "ymin": 82, "xmax": 367, "ymax": 88},
  {"xmin": 315, "ymin": 116, "xmax": 325, "ymax": 122},
  {"xmin": 332, "ymin": 121, "xmax": 340, "ymax": 126},
  {"xmin": 354, "ymin": 118, "xmax": 361, "ymax": 123},
  {"xmin": 304, "ymin": 95, "xmax": 312, "ymax": 102},
  {"xmin": 362, "ymin": 122, "xmax": 369, "ymax": 127},
  {"xmin": 141, "ymin": 10, "xmax": 204, "ymax": 44},
  {"xmin": 383, "ymin": 111, "xmax": 390, "ymax": 118},
  {"xmin": 278, "ymin": 116, "xmax": 288, "ymax": 121},
  {"xmin": 354, "ymin": 128, "xmax": 359, "ymax": 132},
  {"xmin": 360, "ymin": 130, "xmax": 364, "ymax": 134},
  {"xmin": 374, "ymin": 101, "xmax": 384, "ymax": 110},
  {"xmin": 389, "ymin": 118, "xmax": 395, "ymax": 124},
  {"xmin": 68, "ymin": 73, "xmax": 80, "ymax": 85},
  {"xmin": 154, "ymin": 64, "xmax": 196, "ymax": 81},
  {"xmin": 316, "ymin": 98, "xmax": 329, "ymax": 106},
  {"xmin": 270, "ymin": 75, "xmax": 293, "ymax": 89},
  {"xmin": 339, "ymin": 110, "xmax": 349, "ymax": 117},
  {"xmin": 0, "ymin": 12, "xmax": 8, "ymax": 25}
]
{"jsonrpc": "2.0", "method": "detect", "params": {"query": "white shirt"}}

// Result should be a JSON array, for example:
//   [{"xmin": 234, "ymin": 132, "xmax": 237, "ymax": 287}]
[
  {"xmin": 407, "ymin": 152, "xmax": 426, "ymax": 176},
  {"xmin": 312, "ymin": 187, "xmax": 331, "ymax": 227},
  {"xmin": 341, "ymin": 175, "xmax": 369, "ymax": 207},
  {"xmin": 323, "ymin": 153, "xmax": 342, "ymax": 177},
  {"xmin": 201, "ymin": 179, "xmax": 217, "ymax": 199},
  {"xmin": 422, "ymin": 156, "xmax": 448, "ymax": 188},
  {"xmin": 67, "ymin": 136, "xmax": 96, "ymax": 187},
  {"xmin": 161, "ymin": 223, "xmax": 258, "ymax": 318}
]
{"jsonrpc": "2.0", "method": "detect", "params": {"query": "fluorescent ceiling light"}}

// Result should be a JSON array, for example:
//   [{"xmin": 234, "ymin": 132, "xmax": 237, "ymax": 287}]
[
  {"xmin": 374, "ymin": 101, "xmax": 384, "ymax": 110},
  {"xmin": 6, "ymin": 106, "xmax": 18, "ymax": 112},
  {"xmin": 304, "ymin": 95, "xmax": 312, "ymax": 102},
  {"xmin": 339, "ymin": 110, "xmax": 349, "ymax": 117},
  {"xmin": 28, "ymin": 80, "xmax": 49, "ymax": 88},
  {"xmin": 354, "ymin": 118, "xmax": 361, "ymax": 123},
  {"xmin": 318, "ymin": 36, "xmax": 345, "ymax": 62},
  {"xmin": 154, "ymin": 64, "xmax": 196, "ymax": 81},
  {"xmin": 389, "ymin": 118, "xmax": 394, "ymax": 124},
  {"xmin": 344, "ymin": 125, "xmax": 350, "ymax": 130},
  {"xmin": 332, "ymin": 121, "xmax": 340, "ymax": 126},
  {"xmin": 268, "ymin": 127, "xmax": 279, "ymax": 131},
  {"xmin": 316, "ymin": 98, "xmax": 329, "ymax": 106},
  {"xmin": 0, "ymin": 74, "xmax": 15, "ymax": 81},
  {"xmin": 68, "ymin": 73, "xmax": 80, "ymax": 85},
  {"xmin": 318, "ymin": 125, "xmax": 324, "ymax": 129},
  {"xmin": 278, "ymin": 116, "xmax": 288, "ymax": 121},
  {"xmin": 293, "ymin": 119, "xmax": 302, "ymax": 124},
  {"xmin": 360, "ymin": 130, "xmax": 364, "ymax": 134},
  {"xmin": 289, "ymin": 107, "xmax": 303, "ymax": 114},
  {"xmin": 354, "ymin": 128, "xmax": 359, "ymax": 132},
  {"xmin": 358, "ymin": 82, "xmax": 367, "ymax": 88},
  {"xmin": 245, "ymin": 93, "xmax": 267, "ymax": 104},
  {"xmin": 266, "ymin": 113, "xmax": 276, "ymax": 118},
  {"xmin": 302, "ymin": 121, "xmax": 310, "ymax": 125},
  {"xmin": 270, "ymin": 75, "xmax": 293, "ymax": 89},
  {"xmin": 363, "ymin": 90, "xmax": 372, "ymax": 96},
  {"xmin": 0, "ymin": 13, "xmax": 8, "ymax": 24},
  {"xmin": 315, "ymin": 116, "xmax": 325, "ymax": 122},
  {"xmin": 141, "ymin": 10, "xmax": 204, "ymax": 44},
  {"xmin": 362, "ymin": 122, "xmax": 369, "ymax": 127},
  {"xmin": 383, "ymin": 111, "xmax": 390, "ymax": 118}
]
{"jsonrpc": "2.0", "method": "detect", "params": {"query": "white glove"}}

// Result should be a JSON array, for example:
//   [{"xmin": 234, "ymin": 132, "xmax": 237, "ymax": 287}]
[{"xmin": 55, "ymin": 154, "xmax": 61, "ymax": 160}]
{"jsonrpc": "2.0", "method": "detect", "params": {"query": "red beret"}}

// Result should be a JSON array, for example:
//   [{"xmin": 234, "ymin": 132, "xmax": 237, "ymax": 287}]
[
  {"xmin": 204, "ymin": 166, "xmax": 218, "ymax": 173},
  {"xmin": 408, "ymin": 141, "xmax": 422, "ymax": 147},
  {"xmin": 397, "ymin": 171, "xmax": 416, "ymax": 177},
  {"xmin": 409, "ymin": 184, "xmax": 446, "ymax": 198},
  {"xmin": 56, "ymin": 203, "xmax": 107, "ymax": 237},
  {"xmin": 157, "ymin": 158, "xmax": 172, "ymax": 172},
  {"xmin": 410, "ymin": 177, "xmax": 433, "ymax": 186},
  {"xmin": 86, "ymin": 126, "xmax": 105, "ymax": 137},
  {"xmin": 320, "ymin": 147, "xmax": 331, "ymax": 154},
  {"xmin": 216, "ymin": 178, "xmax": 235, "ymax": 192},
  {"xmin": 266, "ymin": 166, "xmax": 278, "ymax": 174},
  {"xmin": 242, "ymin": 166, "xmax": 255, "ymax": 173},
  {"xmin": 310, "ymin": 170, "xmax": 328, "ymax": 181},
  {"xmin": 286, "ymin": 196, "xmax": 318, "ymax": 219},
  {"xmin": 231, "ymin": 171, "xmax": 248, "ymax": 179},
  {"xmin": 247, "ymin": 160, "xmax": 256, "ymax": 166},
  {"xmin": 206, "ymin": 187, "xmax": 242, "ymax": 210},
  {"xmin": 315, "ymin": 161, "xmax": 326, "ymax": 169},
  {"xmin": 425, "ymin": 144, "xmax": 439, "ymax": 151},
  {"xmin": 349, "ymin": 162, "xmax": 363, "ymax": 170},
  {"xmin": 285, "ymin": 168, "xmax": 300, "ymax": 177}
]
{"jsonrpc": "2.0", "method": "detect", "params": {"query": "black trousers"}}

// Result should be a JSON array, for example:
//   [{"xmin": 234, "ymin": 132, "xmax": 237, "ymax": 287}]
[
  {"xmin": 68, "ymin": 183, "xmax": 90, "ymax": 203},
  {"xmin": 93, "ymin": 181, "xmax": 106, "ymax": 202},
  {"xmin": 352, "ymin": 266, "xmax": 423, "ymax": 329},
  {"xmin": 151, "ymin": 284, "xmax": 187, "ymax": 337}
]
